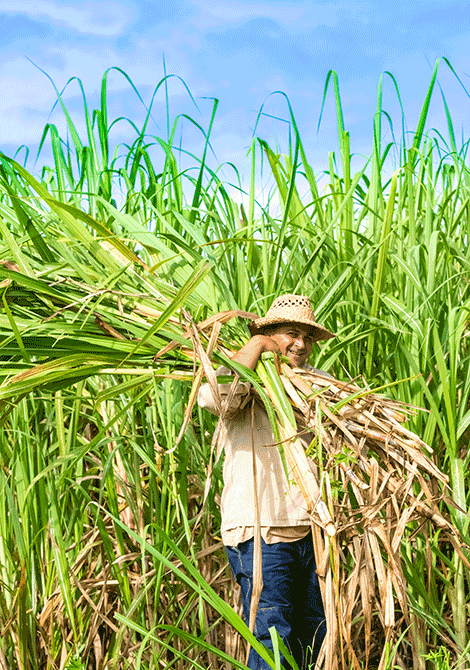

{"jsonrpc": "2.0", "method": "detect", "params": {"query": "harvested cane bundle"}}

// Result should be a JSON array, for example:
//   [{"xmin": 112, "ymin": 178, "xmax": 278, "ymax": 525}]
[
  {"xmin": 253, "ymin": 354, "xmax": 467, "ymax": 670},
  {"xmin": 186, "ymin": 313, "xmax": 468, "ymax": 670}
]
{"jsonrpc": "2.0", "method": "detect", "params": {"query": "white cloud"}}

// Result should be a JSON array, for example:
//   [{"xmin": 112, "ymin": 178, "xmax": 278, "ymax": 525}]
[
  {"xmin": 190, "ymin": 0, "xmax": 308, "ymax": 28},
  {"xmin": 0, "ymin": 37, "xmax": 215, "ymax": 151},
  {"xmin": 189, "ymin": 0, "xmax": 358, "ymax": 31},
  {"xmin": 0, "ymin": 47, "xmax": 129, "ymax": 148},
  {"xmin": 0, "ymin": 0, "xmax": 133, "ymax": 36}
]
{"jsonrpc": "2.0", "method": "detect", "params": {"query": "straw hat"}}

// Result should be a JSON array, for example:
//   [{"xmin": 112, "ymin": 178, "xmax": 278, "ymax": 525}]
[{"xmin": 248, "ymin": 294, "xmax": 335, "ymax": 341}]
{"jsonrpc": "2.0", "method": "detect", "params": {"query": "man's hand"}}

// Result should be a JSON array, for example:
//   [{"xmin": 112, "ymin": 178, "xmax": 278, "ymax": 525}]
[
  {"xmin": 230, "ymin": 334, "xmax": 280, "ymax": 370},
  {"xmin": 251, "ymin": 334, "xmax": 281, "ymax": 354}
]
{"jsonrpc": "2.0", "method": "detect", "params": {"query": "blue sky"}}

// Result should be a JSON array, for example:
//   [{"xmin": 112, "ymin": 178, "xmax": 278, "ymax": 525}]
[{"xmin": 1, "ymin": 0, "xmax": 470, "ymax": 186}]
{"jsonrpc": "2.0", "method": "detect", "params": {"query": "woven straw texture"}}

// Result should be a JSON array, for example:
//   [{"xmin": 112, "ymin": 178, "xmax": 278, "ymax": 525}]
[{"xmin": 249, "ymin": 294, "xmax": 335, "ymax": 340}]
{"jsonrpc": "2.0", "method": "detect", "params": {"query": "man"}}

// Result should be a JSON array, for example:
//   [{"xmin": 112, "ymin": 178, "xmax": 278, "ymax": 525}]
[{"xmin": 198, "ymin": 295, "xmax": 335, "ymax": 669}]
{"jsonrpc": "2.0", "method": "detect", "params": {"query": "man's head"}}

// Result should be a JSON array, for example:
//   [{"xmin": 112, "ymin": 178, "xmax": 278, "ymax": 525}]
[
  {"xmin": 248, "ymin": 294, "xmax": 335, "ymax": 367},
  {"xmin": 261, "ymin": 322, "xmax": 316, "ymax": 368}
]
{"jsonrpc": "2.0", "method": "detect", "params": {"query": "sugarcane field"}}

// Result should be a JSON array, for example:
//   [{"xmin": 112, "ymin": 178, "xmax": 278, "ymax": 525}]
[{"xmin": 1, "ymin": 58, "xmax": 470, "ymax": 670}]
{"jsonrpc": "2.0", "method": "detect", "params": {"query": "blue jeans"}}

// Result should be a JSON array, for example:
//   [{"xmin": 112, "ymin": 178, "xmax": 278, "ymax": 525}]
[{"xmin": 225, "ymin": 531, "xmax": 326, "ymax": 669}]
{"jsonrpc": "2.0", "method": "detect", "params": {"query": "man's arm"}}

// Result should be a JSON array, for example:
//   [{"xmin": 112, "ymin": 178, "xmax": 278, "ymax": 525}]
[
  {"xmin": 197, "ymin": 334, "xmax": 280, "ymax": 416},
  {"xmin": 230, "ymin": 334, "xmax": 280, "ymax": 370}
]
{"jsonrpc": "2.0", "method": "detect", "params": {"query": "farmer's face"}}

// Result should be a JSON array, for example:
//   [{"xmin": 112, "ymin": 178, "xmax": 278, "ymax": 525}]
[{"xmin": 267, "ymin": 323, "xmax": 315, "ymax": 368}]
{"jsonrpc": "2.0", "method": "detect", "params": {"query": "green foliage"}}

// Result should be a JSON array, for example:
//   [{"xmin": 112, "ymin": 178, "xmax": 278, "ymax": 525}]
[{"xmin": 0, "ymin": 60, "xmax": 469, "ymax": 668}]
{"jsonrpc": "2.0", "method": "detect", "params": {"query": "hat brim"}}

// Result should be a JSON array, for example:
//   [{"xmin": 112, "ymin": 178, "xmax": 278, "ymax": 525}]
[{"xmin": 248, "ymin": 316, "xmax": 335, "ymax": 341}]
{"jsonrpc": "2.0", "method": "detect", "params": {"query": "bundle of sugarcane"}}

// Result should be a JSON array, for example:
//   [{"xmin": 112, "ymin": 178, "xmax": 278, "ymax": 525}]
[
  {"xmin": 185, "ymin": 315, "xmax": 468, "ymax": 670},
  {"xmin": 253, "ymin": 353, "xmax": 467, "ymax": 670}
]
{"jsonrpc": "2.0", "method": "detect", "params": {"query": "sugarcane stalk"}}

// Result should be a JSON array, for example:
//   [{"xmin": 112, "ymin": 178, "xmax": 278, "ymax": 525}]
[{"xmin": 257, "ymin": 353, "xmax": 336, "ymax": 536}]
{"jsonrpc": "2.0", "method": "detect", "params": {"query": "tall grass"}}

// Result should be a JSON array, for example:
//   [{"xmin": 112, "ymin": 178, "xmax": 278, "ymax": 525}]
[{"xmin": 0, "ymin": 59, "xmax": 469, "ymax": 669}]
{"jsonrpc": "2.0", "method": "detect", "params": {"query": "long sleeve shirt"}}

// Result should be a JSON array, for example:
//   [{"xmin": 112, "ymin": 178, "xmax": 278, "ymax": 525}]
[{"xmin": 198, "ymin": 365, "xmax": 316, "ymax": 546}]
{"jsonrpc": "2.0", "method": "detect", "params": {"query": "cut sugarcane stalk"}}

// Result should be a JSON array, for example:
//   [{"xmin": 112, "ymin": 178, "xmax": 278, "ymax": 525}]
[{"xmin": 257, "ymin": 353, "xmax": 336, "ymax": 536}]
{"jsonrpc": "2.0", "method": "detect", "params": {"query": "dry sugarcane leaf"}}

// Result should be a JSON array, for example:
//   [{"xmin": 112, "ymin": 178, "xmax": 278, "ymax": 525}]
[
  {"xmin": 280, "ymin": 372, "xmax": 311, "ymax": 415},
  {"xmin": 318, "ymin": 400, "xmax": 361, "ymax": 451},
  {"xmin": 324, "ymin": 565, "xmax": 339, "ymax": 670},
  {"xmin": 248, "ymin": 399, "xmax": 263, "ymax": 651},
  {"xmin": 277, "ymin": 424, "xmax": 336, "ymax": 535},
  {"xmin": 310, "ymin": 521, "xmax": 334, "ymax": 669},
  {"xmin": 367, "ymin": 526, "xmax": 390, "ymax": 632},
  {"xmin": 342, "ymin": 539, "xmax": 364, "ymax": 666},
  {"xmin": 170, "ymin": 320, "xmax": 222, "ymax": 451},
  {"xmin": 369, "ymin": 519, "xmax": 408, "ymax": 612},
  {"xmin": 153, "ymin": 309, "xmax": 258, "ymax": 358},
  {"xmin": 281, "ymin": 362, "xmax": 332, "ymax": 397},
  {"xmin": 391, "ymin": 504, "xmax": 417, "ymax": 554}
]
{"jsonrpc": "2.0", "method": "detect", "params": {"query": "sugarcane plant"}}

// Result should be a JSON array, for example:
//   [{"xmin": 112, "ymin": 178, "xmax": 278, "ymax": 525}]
[{"xmin": 0, "ymin": 58, "xmax": 469, "ymax": 669}]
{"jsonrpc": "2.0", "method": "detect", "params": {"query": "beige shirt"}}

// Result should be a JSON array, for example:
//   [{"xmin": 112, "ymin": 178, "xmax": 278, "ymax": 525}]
[{"xmin": 198, "ymin": 366, "xmax": 316, "ymax": 546}]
